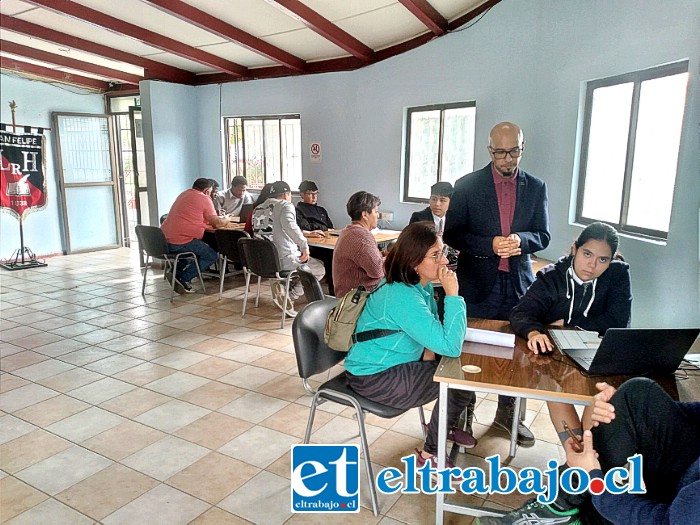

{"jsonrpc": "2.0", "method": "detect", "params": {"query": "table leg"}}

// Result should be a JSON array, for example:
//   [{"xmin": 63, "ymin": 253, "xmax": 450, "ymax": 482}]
[
  {"xmin": 509, "ymin": 397, "xmax": 521, "ymax": 457},
  {"xmin": 435, "ymin": 382, "xmax": 448, "ymax": 525}
]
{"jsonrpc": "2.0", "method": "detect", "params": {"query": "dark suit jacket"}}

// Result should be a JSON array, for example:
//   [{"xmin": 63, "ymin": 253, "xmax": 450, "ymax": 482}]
[
  {"xmin": 443, "ymin": 164, "xmax": 550, "ymax": 304},
  {"xmin": 409, "ymin": 207, "xmax": 434, "ymax": 224}
]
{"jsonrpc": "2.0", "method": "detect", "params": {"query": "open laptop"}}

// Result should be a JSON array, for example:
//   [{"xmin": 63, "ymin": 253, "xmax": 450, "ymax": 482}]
[
  {"xmin": 549, "ymin": 328, "xmax": 700, "ymax": 376},
  {"xmin": 238, "ymin": 203, "xmax": 254, "ymax": 223}
]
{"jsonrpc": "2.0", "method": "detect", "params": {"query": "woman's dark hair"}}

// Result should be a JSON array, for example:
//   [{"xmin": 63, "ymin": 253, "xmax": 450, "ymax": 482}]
[
  {"xmin": 253, "ymin": 183, "xmax": 275, "ymax": 207},
  {"xmin": 346, "ymin": 191, "xmax": 381, "ymax": 221},
  {"xmin": 384, "ymin": 222, "xmax": 438, "ymax": 285},
  {"xmin": 575, "ymin": 222, "xmax": 619, "ymax": 256}
]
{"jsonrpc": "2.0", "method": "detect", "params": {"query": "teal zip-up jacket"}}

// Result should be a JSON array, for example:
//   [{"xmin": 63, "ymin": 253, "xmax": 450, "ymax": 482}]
[{"xmin": 344, "ymin": 280, "xmax": 467, "ymax": 376}]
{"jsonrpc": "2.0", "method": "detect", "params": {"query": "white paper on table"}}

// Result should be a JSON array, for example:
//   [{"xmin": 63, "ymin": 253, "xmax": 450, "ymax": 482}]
[
  {"xmin": 684, "ymin": 354, "xmax": 700, "ymax": 369},
  {"xmin": 461, "ymin": 328, "xmax": 515, "ymax": 359}
]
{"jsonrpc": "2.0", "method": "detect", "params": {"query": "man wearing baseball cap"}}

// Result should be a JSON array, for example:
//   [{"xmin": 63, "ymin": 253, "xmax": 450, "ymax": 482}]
[{"xmin": 252, "ymin": 181, "xmax": 325, "ymax": 316}]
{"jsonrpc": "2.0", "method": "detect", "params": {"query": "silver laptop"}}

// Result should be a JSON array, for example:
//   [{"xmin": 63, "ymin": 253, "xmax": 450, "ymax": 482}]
[{"xmin": 549, "ymin": 328, "xmax": 700, "ymax": 376}]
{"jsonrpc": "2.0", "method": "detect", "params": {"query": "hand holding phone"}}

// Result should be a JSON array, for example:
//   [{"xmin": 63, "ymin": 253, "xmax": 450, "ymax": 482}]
[{"xmin": 562, "ymin": 420, "xmax": 583, "ymax": 453}]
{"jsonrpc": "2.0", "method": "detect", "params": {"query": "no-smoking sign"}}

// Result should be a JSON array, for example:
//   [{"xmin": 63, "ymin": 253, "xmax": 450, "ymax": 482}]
[{"xmin": 310, "ymin": 142, "xmax": 321, "ymax": 163}]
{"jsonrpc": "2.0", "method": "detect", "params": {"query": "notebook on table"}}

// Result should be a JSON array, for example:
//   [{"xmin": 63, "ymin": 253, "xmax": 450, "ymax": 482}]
[{"xmin": 548, "ymin": 328, "xmax": 700, "ymax": 376}]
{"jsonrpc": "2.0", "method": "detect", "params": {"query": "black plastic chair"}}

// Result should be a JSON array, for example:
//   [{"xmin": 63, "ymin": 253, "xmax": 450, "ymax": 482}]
[
  {"xmin": 214, "ymin": 229, "xmax": 249, "ymax": 300},
  {"xmin": 159, "ymin": 214, "xmax": 168, "ymax": 225},
  {"xmin": 296, "ymin": 265, "xmax": 329, "ymax": 303},
  {"xmin": 134, "ymin": 225, "xmax": 206, "ymax": 301},
  {"xmin": 237, "ymin": 237, "xmax": 298, "ymax": 328},
  {"xmin": 292, "ymin": 298, "xmax": 426, "ymax": 516}
]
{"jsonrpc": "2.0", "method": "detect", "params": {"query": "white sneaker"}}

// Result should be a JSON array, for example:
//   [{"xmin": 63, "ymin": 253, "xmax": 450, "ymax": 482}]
[{"xmin": 270, "ymin": 281, "xmax": 286, "ymax": 311}]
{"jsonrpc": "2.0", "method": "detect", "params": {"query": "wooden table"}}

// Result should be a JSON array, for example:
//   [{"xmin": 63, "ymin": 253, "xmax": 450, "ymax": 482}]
[
  {"xmin": 432, "ymin": 318, "xmax": 699, "ymax": 523},
  {"xmin": 307, "ymin": 229, "xmax": 401, "ymax": 249}
]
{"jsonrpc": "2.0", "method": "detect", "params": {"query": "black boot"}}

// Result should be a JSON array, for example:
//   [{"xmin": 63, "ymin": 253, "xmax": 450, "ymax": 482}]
[{"xmin": 493, "ymin": 396, "xmax": 535, "ymax": 447}]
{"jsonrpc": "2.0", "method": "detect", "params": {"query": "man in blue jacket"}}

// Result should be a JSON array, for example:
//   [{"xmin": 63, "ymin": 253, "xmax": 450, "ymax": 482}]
[{"xmin": 444, "ymin": 122, "xmax": 550, "ymax": 446}]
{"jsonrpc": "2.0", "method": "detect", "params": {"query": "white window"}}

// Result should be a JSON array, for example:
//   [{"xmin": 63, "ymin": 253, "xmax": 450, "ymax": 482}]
[
  {"xmin": 403, "ymin": 102, "xmax": 476, "ymax": 202},
  {"xmin": 576, "ymin": 61, "xmax": 689, "ymax": 240},
  {"xmin": 224, "ymin": 115, "xmax": 302, "ymax": 190}
]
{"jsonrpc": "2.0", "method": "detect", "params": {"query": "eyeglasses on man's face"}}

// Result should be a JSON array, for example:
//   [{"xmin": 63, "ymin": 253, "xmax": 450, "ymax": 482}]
[
  {"xmin": 425, "ymin": 245, "xmax": 449, "ymax": 263},
  {"xmin": 488, "ymin": 146, "xmax": 523, "ymax": 160}
]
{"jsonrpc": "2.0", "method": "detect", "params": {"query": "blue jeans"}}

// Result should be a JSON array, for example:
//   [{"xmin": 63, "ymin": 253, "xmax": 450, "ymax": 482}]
[{"xmin": 167, "ymin": 239, "xmax": 218, "ymax": 284}]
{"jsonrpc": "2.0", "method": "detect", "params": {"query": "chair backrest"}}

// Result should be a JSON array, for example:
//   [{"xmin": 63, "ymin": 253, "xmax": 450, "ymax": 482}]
[
  {"xmin": 159, "ymin": 214, "xmax": 168, "ymax": 225},
  {"xmin": 135, "ymin": 225, "xmax": 168, "ymax": 259},
  {"xmin": 237, "ymin": 237, "xmax": 283, "ymax": 278},
  {"xmin": 292, "ymin": 298, "xmax": 344, "ymax": 379},
  {"xmin": 215, "ymin": 229, "xmax": 249, "ymax": 264},
  {"xmin": 297, "ymin": 266, "xmax": 326, "ymax": 303}
]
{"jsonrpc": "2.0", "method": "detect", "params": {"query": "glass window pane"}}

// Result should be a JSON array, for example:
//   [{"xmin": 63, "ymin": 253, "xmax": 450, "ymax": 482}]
[
  {"xmin": 580, "ymin": 83, "xmax": 634, "ymax": 222},
  {"xmin": 626, "ymin": 72, "xmax": 689, "ymax": 232},
  {"xmin": 243, "ymin": 120, "xmax": 264, "ymax": 187},
  {"xmin": 440, "ymin": 106, "xmax": 476, "ymax": 184},
  {"xmin": 264, "ymin": 120, "xmax": 281, "ymax": 182},
  {"xmin": 280, "ymin": 118, "xmax": 302, "ymax": 189},
  {"xmin": 57, "ymin": 116, "xmax": 113, "ymax": 183},
  {"xmin": 407, "ymin": 110, "xmax": 440, "ymax": 200},
  {"xmin": 64, "ymin": 186, "xmax": 117, "ymax": 250}
]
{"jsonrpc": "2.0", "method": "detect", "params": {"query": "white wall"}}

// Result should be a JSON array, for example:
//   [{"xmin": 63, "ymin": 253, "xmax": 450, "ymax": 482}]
[
  {"xmin": 144, "ymin": 0, "xmax": 700, "ymax": 327},
  {"xmin": 0, "ymin": 73, "xmax": 105, "ymax": 259}
]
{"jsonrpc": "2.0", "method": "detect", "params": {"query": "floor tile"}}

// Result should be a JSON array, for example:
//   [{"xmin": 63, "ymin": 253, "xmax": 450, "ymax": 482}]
[
  {"xmin": 0, "ymin": 374, "xmax": 29, "ymax": 393},
  {"xmin": 217, "ymin": 364, "xmax": 281, "ymax": 390},
  {"xmin": 102, "ymin": 483, "xmax": 209, "ymax": 525},
  {"xmin": 0, "ymin": 325, "xmax": 42, "ymax": 342},
  {"xmin": 188, "ymin": 507, "xmax": 253, "ymax": 525},
  {"xmin": 174, "ymin": 412, "xmax": 253, "ymax": 450},
  {"xmin": 151, "ymin": 349, "xmax": 210, "ymax": 370},
  {"xmin": 123, "ymin": 341, "xmax": 180, "ymax": 361},
  {"xmin": 84, "ymin": 354, "xmax": 145, "ymax": 375},
  {"xmin": 58, "ymin": 347, "xmax": 116, "ymax": 366},
  {"xmin": 97, "ymin": 334, "xmax": 151, "ymax": 353},
  {"xmin": 5, "ymin": 497, "xmax": 95, "ymax": 525},
  {"xmin": 177, "ymin": 381, "xmax": 246, "ymax": 410},
  {"xmin": 0, "ymin": 351, "xmax": 48, "ymax": 372},
  {"xmin": 166, "ymin": 452, "xmax": 260, "ymax": 504},
  {"xmin": 135, "ymin": 399, "xmax": 210, "ymax": 433},
  {"xmin": 82, "ymin": 421, "xmax": 166, "ymax": 461},
  {"xmin": 98, "ymin": 387, "xmax": 171, "ymax": 418},
  {"xmin": 0, "ymin": 429, "xmax": 72, "ymax": 473},
  {"xmin": 122, "ymin": 435, "xmax": 210, "ymax": 481},
  {"xmin": 260, "ymin": 402, "xmax": 333, "ymax": 439},
  {"xmin": 12, "ymin": 394, "xmax": 91, "ymax": 427},
  {"xmin": 219, "ymin": 392, "xmax": 289, "ymax": 424},
  {"xmin": 310, "ymin": 416, "xmax": 385, "ymax": 448},
  {"xmin": 74, "ymin": 328, "xmax": 123, "ymax": 345},
  {"xmin": 112, "ymin": 361, "xmax": 176, "ymax": 386},
  {"xmin": 0, "ymin": 414, "xmax": 37, "ymax": 444},
  {"xmin": 218, "ymin": 425, "xmax": 299, "ymax": 468},
  {"xmin": 131, "ymin": 324, "xmax": 183, "ymax": 341},
  {"xmin": 15, "ymin": 445, "xmax": 112, "ymax": 495},
  {"xmin": 144, "ymin": 371, "xmax": 210, "ymax": 397},
  {"xmin": 218, "ymin": 343, "xmax": 272, "ymax": 363},
  {"xmin": 67, "ymin": 377, "xmax": 136, "ymax": 404},
  {"xmin": 0, "ymin": 383, "xmax": 59, "ymax": 412},
  {"xmin": 257, "ymin": 373, "xmax": 308, "ymax": 402},
  {"xmin": 49, "ymin": 322, "xmax": 100, "ymax": 338},
  {"xmin": 46, "ymin": 406, "xmax": 125, "ymax": 443},
  {"xmin": 31, "ymin": 339, "xmax": 90, "ymax": 357},
  {"xmin": 158, "ymin": 332, "xmax": 211, "ymax": 348},
  {"xmin": 218, "ymin": 471, "xmax": 292, "ymax": 525},
  {"xmin": 182, "ymin": 356, "xmax": 244, "ymax": 379},
  {"xmin": 0, "ymin": 476, "xmax": 49, "ymax": 522},
  {"xmin": 55, "ymin": 463, "xmax": 158, "ymax": 520},
  {"xmin": 12, "ymin": 359, "xmax": 75, "ymax": 382},
  {"xmin": 9, "ymin": 332, "xmax": 65, "ymax": 351}
]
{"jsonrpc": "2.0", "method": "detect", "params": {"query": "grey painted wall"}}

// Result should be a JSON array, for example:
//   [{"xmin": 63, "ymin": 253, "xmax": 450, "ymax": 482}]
[{"xmin": 0, "ymin": 74, "xmax": 105, "ymax": 259}]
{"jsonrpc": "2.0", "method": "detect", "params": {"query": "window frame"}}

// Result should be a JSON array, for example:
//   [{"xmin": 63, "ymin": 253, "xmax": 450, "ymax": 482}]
[
  {"xmin": 223, "ymin": 114, "xmax": 301, "ymax": 189},
  {"xmin": 575, "ymin": 60, "xmax": 689, "ymax": 240},
  {"xmin": 402, "ymin": 101, "xmax": 476, "ymax": 203}
]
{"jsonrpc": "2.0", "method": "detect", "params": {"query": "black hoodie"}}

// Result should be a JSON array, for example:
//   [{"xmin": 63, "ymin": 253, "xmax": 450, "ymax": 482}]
[{"xmin": 509, "ymin": 255, "xmax": 632, "ymax": 339}]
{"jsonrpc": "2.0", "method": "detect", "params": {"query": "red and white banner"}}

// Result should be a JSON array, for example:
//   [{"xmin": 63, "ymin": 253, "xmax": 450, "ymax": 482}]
[{"xmin": 0, "ymin": 131, "xmax": 47, "ymax": 220}]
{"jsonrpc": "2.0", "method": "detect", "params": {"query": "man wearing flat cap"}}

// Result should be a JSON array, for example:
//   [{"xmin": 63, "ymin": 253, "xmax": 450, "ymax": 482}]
[{"xmin": 409, "ymin": 181, "xmax": 453, "ymax": 236}]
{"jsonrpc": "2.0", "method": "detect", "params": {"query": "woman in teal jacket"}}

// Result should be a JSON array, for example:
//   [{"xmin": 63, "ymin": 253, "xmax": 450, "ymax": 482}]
[{"xmin": 345, "ymin": 222, "xmax": 476, "ymax": 470}]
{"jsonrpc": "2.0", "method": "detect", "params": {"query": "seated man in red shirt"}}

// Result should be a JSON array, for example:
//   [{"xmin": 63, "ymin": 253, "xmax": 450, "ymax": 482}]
[{"xmin": 161, "ymin": 178, "xmax": 226, "ymax": 294}]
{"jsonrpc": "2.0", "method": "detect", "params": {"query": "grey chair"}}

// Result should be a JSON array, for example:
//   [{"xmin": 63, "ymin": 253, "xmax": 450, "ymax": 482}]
[
  {"xmin": 296, "ymin": 265, "xmax": 329, "ymax": 303},
  {"xmin": 134, "ymin": 225, "xmax": 205, "ymax": 301},
  {"xmin": 292, "ymin": 298, "xmax": 426, "ymax": 516},
  {"xmin": 237, "ymin": 237, "xmax": 298, "ymax": 329},
  {"xmin": 214, "ymin": 229, "xmax": 249, "ymax": 300}
]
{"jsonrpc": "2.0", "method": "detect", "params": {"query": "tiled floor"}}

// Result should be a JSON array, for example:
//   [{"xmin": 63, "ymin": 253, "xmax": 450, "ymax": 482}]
[{"xmin": 1, "ymin": 248, "xmax": 567, "ymax": 524}]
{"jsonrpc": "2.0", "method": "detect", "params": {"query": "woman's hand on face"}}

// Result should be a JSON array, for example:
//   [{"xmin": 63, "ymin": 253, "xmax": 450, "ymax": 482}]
[
  {"xmin": 439, "ymin": 266, "xmax": 459, "ymax": 296},
  {"xmin": 527, "ymin": 331, "xmax": 553, "ymax": 354}
]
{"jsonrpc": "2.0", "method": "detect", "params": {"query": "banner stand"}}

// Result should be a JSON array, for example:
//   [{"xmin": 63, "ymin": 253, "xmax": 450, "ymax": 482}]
[{"xmin": 1, "ymin": 101, "xmax": 49, "ymax": 271}]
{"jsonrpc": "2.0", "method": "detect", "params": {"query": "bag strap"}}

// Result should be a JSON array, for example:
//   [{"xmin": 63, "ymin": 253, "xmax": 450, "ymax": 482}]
[
  {"xmin": 351, "ymin": 328, "xmax": 401, "ymax": 344},
  {"xmin": 350, "ymin": 282, "xmax": 401, "ymax": 344}
]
